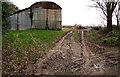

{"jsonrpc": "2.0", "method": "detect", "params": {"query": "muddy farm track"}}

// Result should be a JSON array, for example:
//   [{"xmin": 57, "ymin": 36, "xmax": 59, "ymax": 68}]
[{"xmin": 25, "ymin": 29, "xmax": 119, "ymax": 75}]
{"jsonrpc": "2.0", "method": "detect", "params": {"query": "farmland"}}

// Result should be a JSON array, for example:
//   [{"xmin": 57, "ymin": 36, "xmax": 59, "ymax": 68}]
[
  {"xmin": 24, "ymin": 29, "xmax": 119, "ymax": 75},
  {"xmin": 2, "ymin": 30, "xmax": 68, "ymax": 75},
  {"xmin": 2, "ymin": 29, "xmax": 119, "ymax": 75}
]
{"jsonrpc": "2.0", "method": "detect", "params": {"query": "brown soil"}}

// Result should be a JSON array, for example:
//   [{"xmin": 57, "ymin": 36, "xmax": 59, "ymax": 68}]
[{"xmin": 24, "ymin": 29, "xmax": 119, "ymax": 75}]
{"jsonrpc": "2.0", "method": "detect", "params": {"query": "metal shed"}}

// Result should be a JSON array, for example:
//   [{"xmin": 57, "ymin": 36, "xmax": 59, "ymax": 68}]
[{"xmin": 9, "ymin": 1, "xmax": 62, "ymax": 30}]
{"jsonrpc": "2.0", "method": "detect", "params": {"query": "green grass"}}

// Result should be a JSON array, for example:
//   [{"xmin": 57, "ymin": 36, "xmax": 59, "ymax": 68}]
[
  {"xmin": 86, "ymin": 29, "xmax": 120, "ymax": 46},
  {"xmin": 102, "ymin": 30, "xmax": 120, "ymax": 46},
  {"xmin": 72, "ymin": 32, "xmax": 79, "ymax": 41},
  {"xmin": 2, "ymin": 30, "xmax": 67, "ymax": 74},
  {"xmin": 86, "ymin": 33, "xmax": 98, "ymax": 40}
]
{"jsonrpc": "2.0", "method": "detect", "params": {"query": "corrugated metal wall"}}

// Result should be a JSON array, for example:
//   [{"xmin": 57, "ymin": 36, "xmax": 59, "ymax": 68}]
[
  {"xmin": 10, "ymin": 10, "xmax": 31, "ymax": 30},
  {"xmin": 9, "ymin": 5, "xmax": 62, "ymax": 30},
  {"xmin": 32, "ymin": 8, "xmax": 62, "ymax": 30},
  {"xmin": 18, "ymin": 11, "xmax": 31, "ymax": 30},
  {"xmin": 48, "ymin": 9, "xmax": 62, "ymax": 30},
  {"xmin": 10, "ymin": 14, "xmax": 17, "ymax": 30},
  {"xmin": 32, "ymin": 8, "xmax": 47, "ymax": 29}
]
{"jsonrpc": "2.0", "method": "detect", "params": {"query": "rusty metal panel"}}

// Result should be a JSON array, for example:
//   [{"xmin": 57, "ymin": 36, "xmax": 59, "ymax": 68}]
[
  {"xmin": 10, "ymin": 14, "xmax": 17, "ymax": 30},
  {"xmin": 56, "ymin": 10, "xmax": 62, "ymax": 29},
  {"xmin": 48, "ymin": 9, "xmax": 56, "ymax": 29},
  {"xmin": 47, "ymin": 9, "xmax": 62, "ymax": 30},
  {"xmin": 9, "ymin": 1, "xmax": 62, "ymax": 30},
  {"xmin": 31, "ymin": 1, "xmax": 62, "ymax": 10},
  {"xmin": 32, "ymin": 8, "xmax": 47, "ymax": 29},
  {"xmin": 31, "ymin": 1, "xmax": 62, "ymax": 30},
  {"xmin": 32, "ymin": 8, "xmax": 62, "ymax": 30}
]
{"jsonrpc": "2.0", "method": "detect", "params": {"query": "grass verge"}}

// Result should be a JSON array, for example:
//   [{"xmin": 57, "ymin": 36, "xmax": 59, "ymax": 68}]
[
  {"xmin": 2, "ymin": 30, "xmax": 67, "ymax": 75},
  {"xmin": 86, "ymin": 27, "xmax": 120, "ymax": 46},
  {"xmin": 86, "ymin": 33, "xmax": 98, "ymax": 40},
  {"xmin": 72, "ymin": 31, "xmax": 79, "ymax": 41}
]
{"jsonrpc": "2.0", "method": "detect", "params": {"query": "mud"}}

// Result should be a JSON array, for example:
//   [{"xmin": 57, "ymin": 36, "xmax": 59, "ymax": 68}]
[{"xmin": 25, "ymin": 29, "xmax": 119, "ymax": 75}]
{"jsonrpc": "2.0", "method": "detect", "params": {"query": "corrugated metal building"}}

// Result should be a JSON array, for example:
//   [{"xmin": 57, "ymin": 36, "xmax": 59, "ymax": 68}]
[{"xmin": 9, "ymin": 1, "xmax": 62, "ymax": 30}]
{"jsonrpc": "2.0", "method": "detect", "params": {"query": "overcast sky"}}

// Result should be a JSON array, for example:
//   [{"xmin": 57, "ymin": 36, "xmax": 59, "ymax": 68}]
[{"xmin": 10, "ymin": 0, "xmax": 117, "ymax": 26}]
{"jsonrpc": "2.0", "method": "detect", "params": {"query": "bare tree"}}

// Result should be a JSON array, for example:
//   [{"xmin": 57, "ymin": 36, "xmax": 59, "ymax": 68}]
[
  {"xmin": 119, "ymin": 3, "xmax": 120, "ymax": 27},
  {"xmin": 91, "ymin": 0, "xmax": 119, "ymax": 32},
  {"xmin": 114, "ymin": 2, "xmax": 120, "ymax": 28}
]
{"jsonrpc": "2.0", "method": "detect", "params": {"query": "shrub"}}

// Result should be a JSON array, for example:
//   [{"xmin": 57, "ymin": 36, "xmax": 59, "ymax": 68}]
[
  {"xmin": 102, "ymin": 30, "xmax": 120, "ymax": 46},
  {"xmin": 108, "ymin": 31, "xmax": 120, "ymax": 38},
  {"xmin": 102, "ymin": 36, "xmax": 119, "ymax": 46},
  {"xmin": 92, "ymin": 26, "xmax": 102, "ymax": 30}
]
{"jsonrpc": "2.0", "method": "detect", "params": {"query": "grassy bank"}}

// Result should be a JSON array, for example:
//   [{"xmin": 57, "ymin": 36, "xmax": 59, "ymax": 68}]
[
  {"xmin": 2, "ymin": 30, "xmax": 67, "ymax": 75},
  {"xmin": 86, "ymin": 27, "xmax": 120, "ymax": 46}
]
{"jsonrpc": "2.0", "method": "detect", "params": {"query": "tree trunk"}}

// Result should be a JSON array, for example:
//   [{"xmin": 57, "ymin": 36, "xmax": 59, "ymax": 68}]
[
  {"xmin": 107, "ymin": 9, "xmax": 113, "ymax": 32},
  {"xmin": 117, "ymin": 19, "xmax": 119, "ymax": 28}
]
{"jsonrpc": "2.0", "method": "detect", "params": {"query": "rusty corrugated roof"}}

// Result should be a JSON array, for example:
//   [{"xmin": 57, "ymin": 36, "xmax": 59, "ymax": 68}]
[
  {"xmin": 31, "ymin": 1, "xmax": 62, "ymax": 10},
  {"xmin": 10, "ymin": 1, "xmax": 62, "ymax": 15}
]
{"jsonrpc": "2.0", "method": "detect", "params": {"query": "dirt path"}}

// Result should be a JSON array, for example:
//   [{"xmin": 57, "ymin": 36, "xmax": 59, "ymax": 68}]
[{"xmin": 25, "ymin": 30, "xmax": 119, "ymax": 75}]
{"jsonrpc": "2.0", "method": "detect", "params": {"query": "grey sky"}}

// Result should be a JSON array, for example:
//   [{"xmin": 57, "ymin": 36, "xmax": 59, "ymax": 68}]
[{"xmin": 10, "ymin": 0, "xmax": 117, "ymax": 26}]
